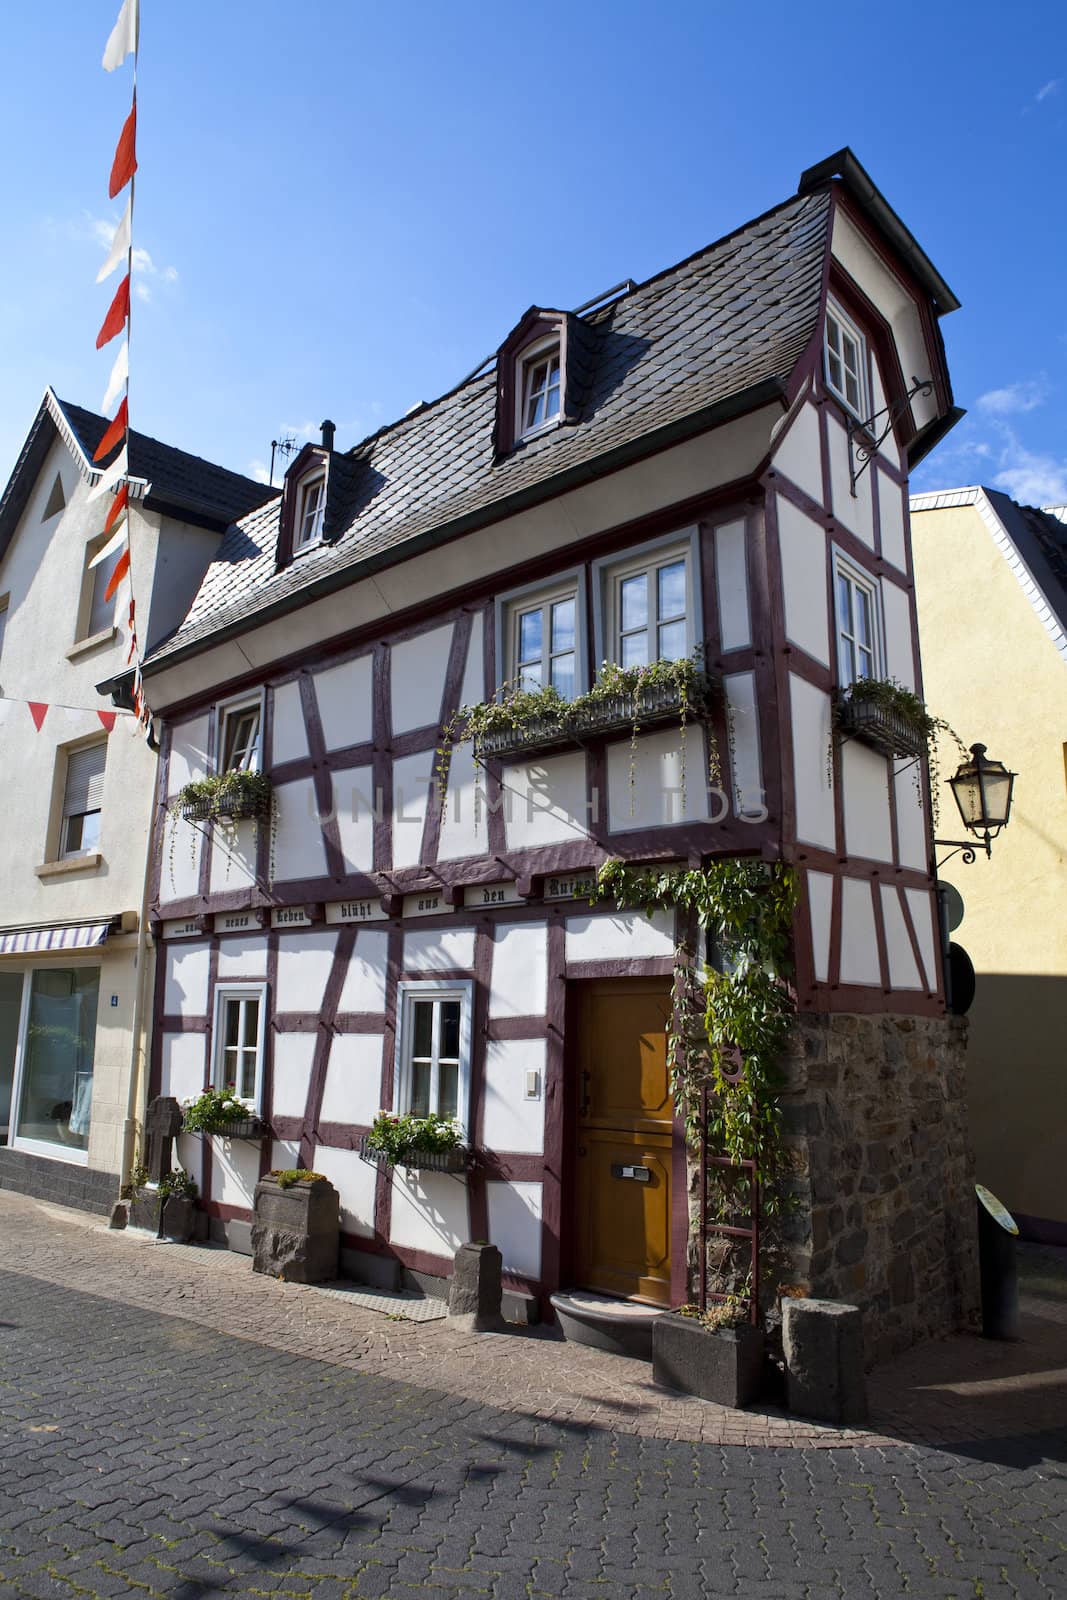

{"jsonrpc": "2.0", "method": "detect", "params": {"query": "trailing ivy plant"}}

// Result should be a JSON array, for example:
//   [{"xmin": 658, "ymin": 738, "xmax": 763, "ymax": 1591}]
[
  {"xmin": 829, "ymin": 676, "xmax": 967, "ymax": 826},
  {"xmin": 167, "ymin": 769, "xmax": 279, "ymax": 890},
  {"xmin": 436, "ymin": 649, "xmax": 722, "ymax": 819}
]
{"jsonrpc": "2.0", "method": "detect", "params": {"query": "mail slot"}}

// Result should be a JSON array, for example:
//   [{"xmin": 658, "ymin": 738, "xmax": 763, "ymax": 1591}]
[{"xmin": 611, "ymin": 1163, "xmax": 651, "ymax": 1183}]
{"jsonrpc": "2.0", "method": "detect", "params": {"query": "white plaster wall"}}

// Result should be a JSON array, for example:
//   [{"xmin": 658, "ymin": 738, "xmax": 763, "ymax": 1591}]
[
  {"xmin": 159, "ymin": 812, "xmax": 202, "ymax": 903},
  {"xmin": 311, "ymin": 1142, "xmax": 378, "ymax": 1235},
  {"xmin": 272, "ymin": 777, "xmax": 328, "ymax": 881},
  {"xmin": 314, "ymin": 654, "xmax": 373, "ymax": 751},
  {"xmin": 175, "ymin": 1132, "xmax": 204, "ymax": 1190},
  {"xmin": 878, "ymin": 471, "xmax": 907, "ymax": 572},
  {"xmin": 565, "ymin": 908, "xmax": 674, "ymax": 962},
  {"xmin": 827, "ymin": 414, "xmax": 875, "ymax": 548},
  {"xmin": 319, "ymin": 1033, "xmax": 384, "ymax": 1125},
  {"xmin": 881, "ymin": 579, "xmax": 916, "ymax": 689},
  {"xmin": 607, "ymin": 725, "xmax": 711, "ymax": 833},
  {"xmin": 769, "ymin": 401, "xmax": 824, "ymax": 504},
  {"xmin": 459, "ymin": 611, "xmax": 484, "ymax": 706},
  {"xmin": 724, "ymin": 671, "xmax": 764, "ymax": 819},
  {"xmin": 904, "ymin": 887, "xmax": 938, "ymax": 991},
  {"xmin": 160, "ymin": 1032, "xmax": 205, "ymax": 1101},
  {"xmin": 168, "ymin": 715, "xmax": 210, "ymax": 794},
  {"xmin": 806, "ymin": 870, "xmax": 834, "ymax": 983},
  {"xmin": 164, "ymin": 941, "xmax": 210, "ymax": 1016},
  {"xmin": 503, "ymin": 752, "xmax": 588, "ymax": 849},
  {"xmin": 391, "ymin": 623, "xmax": 454, "ymax": 734},
  {"xmin": 392, "ymin": 752, "xmax": 433, "ymax": 869},
  {"xmin": 490, "ymin": 922, "xmax": 548, "ymax": 1018},
  {"xmin": 270, "ymin": 1138, "xmax": 301, "ymax": 1170},
  {"xmin": 338, "ymin": 929, "xmax": 390, "ymax": 1013},
  {"xmin": 437, "ymin": 742, "xmax": 488, "ymax": 861},
  {"xmin": 271, "ymin": 1032, "xmax": 317, "ymax": 1119},
  {"xmin": 333, "ymin": 765, "xmax": 375, "ymax": 874},
  {"xmin": 777, "ymin": 498, "xmax": 830, "ymax": 665},
  {"xmin": 208, "ymin": 817, "xmax": 257, "ymax": 894},
  {"xmin": 487, "ymin": 1180, "xmax": 543, "ymax": 1280},
  {"xmin": 389, "ymin": 1169, "xmax": 469, "ymax": 1257},
  {"xmin": 210, "ymin": 1136, "xmax": 261, "ymax": 1209},
  {"xmin": 275, "ymin": 930, "xmax": 337, "ymax": 1013},
  {"xmin": 482, "ymin": 1039, "xmax": 546, "ymax": 1153},
  {"xmin": 881, "ymin": 886, "xmax": 922, "ymax": 989},
  {"xmin": 714, "ymin": 518, "xmax": 751, "ymax": 651},
  {"xmin": 839, "ymin": 878, "xmax": 881, "ymax": 986},
  {"xmin": 403, "ymin": 927, "xmax": 476, "ymax": 972},
  {"xmin": 789, "ymin": 675, "xmax": 835, "ymax": 849},
  {"xmin": 841, "ymin": 741, "xmax": 893, "ymax": 862},
  {"xmin": 893, "ymin": 765, "xmax": 928, "ymax": 871},
  {"xmin": 270, "ymin": 680, "xmax": 308, "ymax": 765},
  {"xmin": 216, "ymin": 935, "xmax": 268, "ymax": 979}
]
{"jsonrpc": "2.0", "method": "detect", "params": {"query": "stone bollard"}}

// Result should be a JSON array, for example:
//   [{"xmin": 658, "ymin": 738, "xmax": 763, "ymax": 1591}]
[
  {"xmin": 448, "ymin": 1241, "xmax": 505, "ymax": 1332},
  {"xmin": 251, "ymin": 1174, "xmax": 340, "ymax": 1283},
  {"xmin": 782, "ymin": 1298, "xmax": 867, "ymax": 1426}
]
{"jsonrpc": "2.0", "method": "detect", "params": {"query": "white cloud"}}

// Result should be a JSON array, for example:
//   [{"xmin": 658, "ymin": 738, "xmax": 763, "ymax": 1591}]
[
  {"xmin": 976, "ymin": 378, "xmax": 1049, "ymax": 416},
  {"xmin": 1036, "ymin": 78, "xmax": 1061, "ymax": 103},
  {"xmin": 993, "ymin": 440, "xmax": 1067, "ymax": 506},
  {"xmin": 248, "ymin": 458, "xmax": 272, "ymax": 485}
]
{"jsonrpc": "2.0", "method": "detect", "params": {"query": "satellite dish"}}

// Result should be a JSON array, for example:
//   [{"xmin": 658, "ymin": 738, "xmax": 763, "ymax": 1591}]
[
  {"xmin": 938, "ymin": 880, "xmax": 965, "ymax": 933},
  {"xmin": 948, "ymin": 942, "xmax": 976, "ymax": 1015}
]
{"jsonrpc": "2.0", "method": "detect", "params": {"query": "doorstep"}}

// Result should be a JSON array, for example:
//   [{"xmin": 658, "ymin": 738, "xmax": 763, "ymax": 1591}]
[{"xmin": 550, "ymin": 1288, "xmax": 667, "ymax": 1360}]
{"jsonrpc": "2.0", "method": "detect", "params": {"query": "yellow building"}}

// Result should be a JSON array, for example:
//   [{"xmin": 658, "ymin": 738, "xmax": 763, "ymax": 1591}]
[{"xmin": 911, "ymin": 487, "xmax": 1067, "ymax": 1240}]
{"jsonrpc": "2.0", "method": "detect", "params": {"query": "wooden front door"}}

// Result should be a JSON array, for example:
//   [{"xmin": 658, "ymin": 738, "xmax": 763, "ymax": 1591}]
[{"xmin": 573, "ymin": 978, "xmax": 674, "ymax": 1306}]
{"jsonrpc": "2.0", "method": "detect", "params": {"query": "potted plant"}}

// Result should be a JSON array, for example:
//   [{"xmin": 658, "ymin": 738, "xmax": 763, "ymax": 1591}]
[
  {"xmin": 127, "ymin": 1163, "xmax": 199, "ymax": 1242},
  {"xmin": 652, "ymin": 1299, "xmax": 766, "ymax": 1408},
  {"xmin": 251, "ymin": 1169, "xmax": 340, "ymax": 1282},
  {"xmin": 359, "ymin": 1111, "xmax": 469, "ymax": 1174},
  {"xmin": 182, "ymin": 1087, "xmax": 264, "ymax": 1139},
  {"xmin": 175, "ymin": 769, "xmax": 273, "ymax": 824}
]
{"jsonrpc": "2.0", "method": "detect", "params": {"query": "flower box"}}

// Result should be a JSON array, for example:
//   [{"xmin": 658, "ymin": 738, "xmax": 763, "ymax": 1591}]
[
  {"xmin": 179, "ymin": 790, "xmax": 270, "ymax": 823},
  {"xmin": 836, "ymin": 689, "xmax": 927, "ymax": 760},
  {"xmin": 479, "ymin": 678, "xmax": 717, "ymax": 762},
  {"xmin": 652, "ymin": 1310, "xmax": 765, "ymax": 1409},
  {"xmin": 358, "ymin": 1134, "xmax": 470, "ymax": 1174},
  {"xmin": 185, "ymin": 1117, "xmax": 265, "ymax": 1140}
]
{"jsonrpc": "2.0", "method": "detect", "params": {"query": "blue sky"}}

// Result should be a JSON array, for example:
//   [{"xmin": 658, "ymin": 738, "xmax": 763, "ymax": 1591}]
[{"xmin": 2, "ymin": 1, "xmax": 1065, "ymax": 503}]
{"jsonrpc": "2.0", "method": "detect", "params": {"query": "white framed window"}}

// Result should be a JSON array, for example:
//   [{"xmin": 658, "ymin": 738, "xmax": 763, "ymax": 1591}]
[
  {"xmin": 295, "ymin": 474, "xmax": 325, "ymax": 549},
  {"xmin": 824, "ymin": 301, "xmax": 867, "ymax": 419},
  {"xmin": 833, "ymin": 550, "xmax": 882, "ymax": 688},
  {"xmin": 212, "ymin": 984, "xmax": 267, "ymax": 1108},
  {"xmin": 61, "ymin": 741, "xmax": 107, "ymax": 859},
  {"xmin": 218, "ymin": 698, "xmax": 262, "ymax": 773},
  {"xmin": 394, "ymin": 979, "xmax": 473, "ymax": 1130},
  {"xmin": 517, "ymin": 339, "xmax": 562, "ymax": 438},
  {"xmin": 507, "ymin": 580, "xmax": 581, "ymax": 700},
  {"xmin": 596, "ymin": 534, "xmax": 698, "ymax": 669}
]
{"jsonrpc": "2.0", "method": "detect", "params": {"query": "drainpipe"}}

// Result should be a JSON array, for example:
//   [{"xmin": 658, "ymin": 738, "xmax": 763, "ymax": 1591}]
[{"xmin": 120, "ymin": 738, "xmax": 160, "ymax": 1191}]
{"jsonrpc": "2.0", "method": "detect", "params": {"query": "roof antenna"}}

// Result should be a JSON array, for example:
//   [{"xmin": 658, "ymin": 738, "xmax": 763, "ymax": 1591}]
[{"xmin": 268, "ymin": 434, "xmax": 298, "ymax": 486}]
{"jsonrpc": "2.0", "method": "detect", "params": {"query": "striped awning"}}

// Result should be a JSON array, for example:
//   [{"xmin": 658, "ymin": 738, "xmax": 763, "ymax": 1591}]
[{"xmin": 0, "ymin": 921, "xmax": 111, "ymax": 956}]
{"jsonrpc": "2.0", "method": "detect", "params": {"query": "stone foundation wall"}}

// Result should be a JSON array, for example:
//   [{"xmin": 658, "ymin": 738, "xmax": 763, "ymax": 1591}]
[{"xmin": 690, "ymin": 1011, "xmax": 981, "ymax": 1367}]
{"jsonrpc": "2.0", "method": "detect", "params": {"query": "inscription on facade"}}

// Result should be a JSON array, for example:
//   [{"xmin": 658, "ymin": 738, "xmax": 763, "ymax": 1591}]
[
  {"xmin": 215, "ymin": 912, "xmax": 254, "ymax": 932},
  {"xmin": 325, "ymin": 899, "xmax": 387, "ymax": 925},
  {"xmin": 271, "ymin": 907, "xmax": 313, "ymax": 928},
  {"xmin": 544, "ymin": 874, "xmax": 596, "ymax": 901},
  {"xmin": 401, "ymin": 892, "xmax": 450, "ymax": 918},
  {"xmin": 463, "ymin": 880, "xmax": 522, "ymax": 907},
  {"xmin": 162, "ymin": 919, "xmax": 201, "ymax": 940}
]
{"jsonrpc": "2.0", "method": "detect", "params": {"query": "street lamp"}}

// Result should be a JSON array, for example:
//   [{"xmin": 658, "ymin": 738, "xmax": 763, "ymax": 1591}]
[{"xmin": 936, "ymin": 743, "xmax": 1016, "ymax": 866}]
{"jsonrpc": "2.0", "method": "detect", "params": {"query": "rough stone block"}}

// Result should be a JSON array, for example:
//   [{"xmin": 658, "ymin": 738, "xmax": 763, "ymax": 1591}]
[
  {"xmin": 448, "ymin": 1242, "xmax": 505, "ymax": 1331},
  {"xmin": 653, "ymin": 1313, "xmax": 765, "ymax": 1408},
  {"xmin": 251, "ymin": 1176, "xmax": 339, "ymax": 1283},
  {"xmin": 783, "ymin": 1298, "xmax": 867, "ymax": 1425}
]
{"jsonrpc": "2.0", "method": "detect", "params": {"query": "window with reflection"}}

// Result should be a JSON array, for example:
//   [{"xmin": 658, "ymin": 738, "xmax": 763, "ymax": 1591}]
[
  {"xmin": 611, "ymin": 550, "xmax": 690, "ymax": 667},
  {"xmin": 396, "ymin": 982, "xmax": 472, "ymax": 1129}
]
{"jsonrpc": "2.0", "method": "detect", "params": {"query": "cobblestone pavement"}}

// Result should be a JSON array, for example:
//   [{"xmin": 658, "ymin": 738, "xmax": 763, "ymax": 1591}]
[{"xmin": 0, "ymin": 1194, "xmax": 1065, "ymax": 1597}]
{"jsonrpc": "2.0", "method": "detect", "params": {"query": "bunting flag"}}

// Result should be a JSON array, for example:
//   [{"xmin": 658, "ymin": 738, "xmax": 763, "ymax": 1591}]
[
  {"xmin": 28, "ymin": 703, "xmax": 48, "ymax": 732},
  {"xmin": 104, "ymin": 547, "xmax": 131, "ymax": 603},
  {"xmin": 88, "ymin": 446, "xmax": 128, "ymax": 501},
  {"xmin": 108, "ymin": 101, "xmax": 137, "ymax": 199},
  {"xmin": 102, "ymin": 0, "xmax": 139, "ymax": 71},
  {"xmin": 96, "ymin": 272, "xmax": 130, "ymax": 349},
  {"xmin": 88, "ymin": 520, "xmax": 128, "ymax": 569},
  {"xmin": 95, "ymin": 198, "xmax": 132, "ymax": 283},
  {"xmin": 93, "ymin": 398, "xmax": 129, "ymax": 461},
  {"xmin": 104, "ymin": 482, "xmax": 130, "ymax": 535},
  {"xmin": 0, "ymin": 697, "xmax": 131, "ymax": 727},
  {"xmin": 101, "ymin": 341, "xmax": 129, "ymax": 411}
]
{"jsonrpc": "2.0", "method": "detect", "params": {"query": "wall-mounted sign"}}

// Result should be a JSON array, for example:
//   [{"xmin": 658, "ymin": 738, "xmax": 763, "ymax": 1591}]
[
  {"xmin": 402, "ymin": 891, "xmax": 450, "ymax": 918},
  {"xmin": 213, "ymin": 911, "xmax": 263, "ymax": 934},
  {"xmin": 464, "ymin": 880, "xmax": 522, "ymax": 908},
  {"xmin": 161, "ymin": 919, "xmax": 202, "ymax": 940},
  {"xmin": 325, "ymin": 899, "xmax": 387, "ymax": 925},
  {"xmin": 544, "ymin": 873, "xmax": 596, "ymax": 902},
  {"xmin": 271, "ymin": 906, "xmax": 314, "ymax": 929}
]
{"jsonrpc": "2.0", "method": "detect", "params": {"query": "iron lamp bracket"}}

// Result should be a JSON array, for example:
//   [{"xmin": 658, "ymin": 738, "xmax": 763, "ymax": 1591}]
[{"xmin": 847, "ymin": 376, "xmax": 934, "ymax": 496}]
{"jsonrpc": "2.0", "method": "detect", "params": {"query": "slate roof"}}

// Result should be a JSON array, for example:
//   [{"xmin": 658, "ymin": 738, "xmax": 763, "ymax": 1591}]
[
  {"xmin": 984, "ymin": 489, "xmax": 1067, "ymax": 637},
  {"xmin": 146, "ymin": 184, "xmax": 833, "ymax": 670}
]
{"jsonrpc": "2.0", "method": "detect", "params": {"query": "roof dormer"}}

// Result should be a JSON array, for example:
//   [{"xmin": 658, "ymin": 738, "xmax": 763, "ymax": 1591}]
[
  {"xmin": 494, "ymin": 308, "xmax": 583, "ymax": 458},
  {"xmin": 276, "ymin": 420, "xmax": 337, "ymax": 569}
]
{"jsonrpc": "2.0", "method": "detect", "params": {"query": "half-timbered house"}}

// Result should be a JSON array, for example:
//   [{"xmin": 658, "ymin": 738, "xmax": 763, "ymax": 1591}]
[{"xmin": 132, "ymin": 149, "xmax": 978, "ymax": 1356}]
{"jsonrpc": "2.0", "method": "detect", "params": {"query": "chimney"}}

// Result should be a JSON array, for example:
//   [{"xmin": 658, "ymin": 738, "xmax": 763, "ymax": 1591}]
[{"xmin": 320, "ymin": 418, "xmax": 336, "ymax": 452}]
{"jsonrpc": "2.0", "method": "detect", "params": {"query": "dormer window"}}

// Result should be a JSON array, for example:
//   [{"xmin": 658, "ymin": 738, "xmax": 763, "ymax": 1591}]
[
  {"xmin": 824, "ymin": 301, "xmax": 868, "ymax": 419},
  {"xmin": 295, "ymin": 475, "xmax": 325, "ymax": 549},
  {"xmin": 519, "ymin": 341, "xmax": 562, "ymax": 437}
]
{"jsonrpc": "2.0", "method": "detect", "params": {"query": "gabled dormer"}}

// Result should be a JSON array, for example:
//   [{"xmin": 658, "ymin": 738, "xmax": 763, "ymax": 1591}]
[
  {"xmin": 494, "ymin": 308, "xmax": 585, "ymax": 457},
  {"xmin": 276, "ymin": 421, "xmax": 338, "ymax": 569}
]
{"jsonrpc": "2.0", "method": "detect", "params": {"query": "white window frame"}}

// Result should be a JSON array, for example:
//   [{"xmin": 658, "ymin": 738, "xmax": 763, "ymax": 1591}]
[
  {"xmin": 5, "ymin": 958, "xmax": 101, "ymax": 1168},
  {"xmin": 211, "ymin": 982, "xmax": 268, "ymax": 1111},
  {"xmin": 824, "ymin": 300, "xmax": 868, "ymax": 421},
  {"xmin": 294, "ymin": 472, "xmax": 326, "ymax": 551},
  {"xmin": 516, "ymin": 336, "xmax": 563, "ymax": 441},
  {"xmin": 592, "ymin": 528, "xmax": 702, "ymax": 669},
  {"xmin": 496, "ymin": 569, "xmax": 587, "ymax": 700},
  {"xmin": 215, "ymin": 690, "xmax": 265, "ymax": 775},
  {"xmin": 832, "ymin": 547, "xmax": 884, "ymax": 690},
  {"xmin": 392, "ymin": 979, "xmax": 473, "ymax": 1135}
]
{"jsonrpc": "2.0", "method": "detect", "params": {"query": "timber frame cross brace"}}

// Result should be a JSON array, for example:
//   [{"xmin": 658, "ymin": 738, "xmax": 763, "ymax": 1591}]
[{"xmin": 847, "ymin": 376, "xmax": 934, "ymax": 495}]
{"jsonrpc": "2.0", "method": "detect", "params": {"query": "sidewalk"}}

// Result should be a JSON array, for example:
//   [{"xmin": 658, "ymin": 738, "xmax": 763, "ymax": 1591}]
[{"xmin": 1, "ymin": 1189, "xmax": 1064, "ymax": 1455}]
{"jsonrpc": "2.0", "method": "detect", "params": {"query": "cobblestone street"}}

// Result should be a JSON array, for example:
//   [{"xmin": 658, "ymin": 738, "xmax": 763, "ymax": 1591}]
[{"xmin": 1, "ymin": 1193, "xmax": 1065, "ymax": 1597}]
